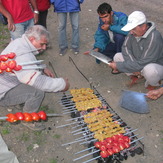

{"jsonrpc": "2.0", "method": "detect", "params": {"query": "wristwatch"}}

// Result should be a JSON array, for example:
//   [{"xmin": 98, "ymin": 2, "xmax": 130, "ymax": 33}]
[{"xmin": 34, "ymin": 10, "xmax": 39, "ymax": 14}]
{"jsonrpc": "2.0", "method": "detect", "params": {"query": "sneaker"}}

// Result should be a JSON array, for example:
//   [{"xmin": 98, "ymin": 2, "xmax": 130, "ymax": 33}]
[
  {"xmin": 59, "ymin": 48, "xmax": 68, "ymax": 56},
  {"xmin": 73, "ymin": 48, "xmax": 79, "ymax": 55},
  {"xmin": 96, "ymin": 58, "xmax": 101, "ymax": 64},
  {"xmin": 22, "ymin": 122, "xmax": 46, "ymax": 131}
]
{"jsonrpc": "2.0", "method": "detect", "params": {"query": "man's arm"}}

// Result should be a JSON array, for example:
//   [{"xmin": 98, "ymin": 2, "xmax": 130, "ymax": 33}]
[
  {"xmin": 146, "ymin": 87, "xmax": 163, "ymax": 100},
  {"xmin": 29, "ymin": 0, "xmax": 39, "ymax": 24},
  {"xmin": 0, "ymin": 1, "xmax": 15, "ymax": 31}
]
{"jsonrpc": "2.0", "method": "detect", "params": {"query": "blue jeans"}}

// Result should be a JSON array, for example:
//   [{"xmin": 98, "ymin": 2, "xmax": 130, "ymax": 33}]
[
  {"xmin": 57, "ymin": 12, "xmax": 79, "ymax": 50},
  {"xmin": 10, "ymin": 18, "xmax": 34, "ymax": 40}
]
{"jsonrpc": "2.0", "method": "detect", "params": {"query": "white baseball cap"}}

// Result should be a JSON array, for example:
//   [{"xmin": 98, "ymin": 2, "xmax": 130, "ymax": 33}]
[{"xmin": 121, "ymin": 11, "xmax": 146, "ymax": 31}]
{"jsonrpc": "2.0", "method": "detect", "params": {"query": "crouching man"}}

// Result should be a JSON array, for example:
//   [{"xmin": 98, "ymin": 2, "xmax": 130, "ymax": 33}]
[{"xmin": 0, "ymin": 25, "xmax": 70, "ymax": 130}]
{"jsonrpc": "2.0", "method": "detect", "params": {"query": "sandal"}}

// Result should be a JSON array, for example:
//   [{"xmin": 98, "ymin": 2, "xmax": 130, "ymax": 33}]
[{"xmin": 111, "ymin": 69, "xmax": 121, "ymax": 75}]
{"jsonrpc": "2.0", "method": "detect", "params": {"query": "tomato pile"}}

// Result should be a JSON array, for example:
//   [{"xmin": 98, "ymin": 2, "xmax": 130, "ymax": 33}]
[
  {"xmin": 94, "ymin": 134, "xmax": 130, "ymax": 158},
  {"xmin": 6, "ymin": 111, "xmax": 47, "ymax": 123},
  {"xmin": 0, "ymin": 53, "xmax": 22, "ymax": 73}
]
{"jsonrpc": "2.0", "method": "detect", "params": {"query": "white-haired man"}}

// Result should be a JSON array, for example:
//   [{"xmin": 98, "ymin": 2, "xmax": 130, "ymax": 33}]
[
  {"xmin": 0, "ymin": 25, "xmax": 70, "ymax": 130},
  {"xmin": 109, "ymin": 11, "xmax": 163, "ymax": 89}
]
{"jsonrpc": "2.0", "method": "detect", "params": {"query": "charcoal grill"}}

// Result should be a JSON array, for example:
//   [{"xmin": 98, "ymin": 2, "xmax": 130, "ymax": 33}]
[{"xmin": 56, "ymin": 87, "xmax": 144, "ymax": 163}]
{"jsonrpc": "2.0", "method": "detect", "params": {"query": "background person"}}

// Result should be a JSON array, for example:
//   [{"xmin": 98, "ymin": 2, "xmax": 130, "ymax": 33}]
[
  {"xmin": 50, "ymin": 0, "xmax": 84, "ymax": 56},
  {"xmin": 109, "ymin": 11, "xmax": 163, "ymax": 88},
  {"xmin": 0, "ymin": 25, "xmax": 70, "ymax": 130},
  {"xmin": 0, "ymin": 0, "xmax": 39, "ymax": 40},
  {"xmin": 36, "ymin": 0, "xmax": 51, "ymax": 28},
  {"xmin": 84, "ymin": 2, "xmax": 128, "ymax": 66}
]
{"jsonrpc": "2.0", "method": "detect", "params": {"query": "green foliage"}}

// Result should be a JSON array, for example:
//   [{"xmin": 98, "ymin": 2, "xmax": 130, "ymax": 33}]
[
  {"xmin": 49, "ymin": 159, "xmax": 57, "ymax": 163},
  {"xmin": 19, "ymin": 132, "xmax": 30, "ymax": 142},
  {"xmin": 27, "ymin": 144, "xmax": 33, "ymax": 152},
  {"xmin": 53, "ymin": 134, "xmax": 61, "ymax": 139},
  {"xmin": 0, "ymin": 24, "xmax": 10, "ymax": 48},
  {"xmin": 1, "ymin": 124, "xmax": 10, "ymax": 135}
]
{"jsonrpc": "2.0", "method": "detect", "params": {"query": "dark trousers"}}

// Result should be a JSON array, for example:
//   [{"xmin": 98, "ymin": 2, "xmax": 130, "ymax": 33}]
[
  {"xmin": 102, "ymin": 33, "xmax": 126, "ymax": 59},
  {"xmin": 37, "ymin": 10, "xmax": 48, "ymax": 28}
]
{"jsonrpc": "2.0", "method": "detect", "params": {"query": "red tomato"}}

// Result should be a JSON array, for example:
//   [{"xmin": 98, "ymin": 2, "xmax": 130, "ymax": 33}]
[
  {"xmin": 100, "ymin": 150, "xmax": 108, "ymax": 158},
  {"xmin": 31, "ymin": 112, "xmax": 40, "ymax": 121},
  {"xmin": 38, "ymin": 111, "xmax": 47, "ymax": 120},
  {"xmin": 123, "ymin": 136, "xmax": 130, "ymax": 143},
  {"xmin": 5, "ymin": 67, "xmax": 12, "ymax": 72},
  {"xmin": 13, "ymin": 65, "xmax": 22, "ymax": 71},
  {"xmin": 0, "ymin": 69, "xmax": 3, "ymax": 74},
  {"xmin": 119, "ymin": 142, "xmax": 125, "ymax": 150},
  {"xmin": 105, "ymin": 142, "xmax": 112, "ymax": 149},
  {"xmin": 0, "ymin": 55, "xmax": 8, "ymax": 61},
  {"xmin": 124, "ymin": 142, "xmax": 130, "ymax": 148},
  {"xmin": 23, "ymin": 112, "xmax": 33, "ymax": 122},
  {"xmin": 100, "ymin": 145, "xmax": 107, "ymax": 151},
  {"xmin": 6, "ymin": 113, "xmax": 18, "ymax": 123},
  {"xmin": 105, "ymin": 137, "xmax": 113, "ymax": 144},
  {"xmin": 112, "ymin": 135, "xmax": 120, "ymax": 141},
  {"xmin": 7, "ymin": 52, "xmax": 16, "ymax": 59},
  {"xmin": 107, "ymin": 148, "xmax": 114, "ymax": 156},
  {"xmin": 0, "ymin": 62, "xmax": 7, "ymax": 70},
  {"xmin": 15, "ymin": 112, "xmax": 25, "ymax": 120},
  {"xmin": 100, "ymin": 139, "xmax": 107, "ymax": 145},
  {"xmin": 94, "ymin": 141, "xmax": 101, "ymax": 148},
  {"xmin": 118, "ymin": 137, "xmax": 124, "ymax": 143},
  {"xmin": 112, "ymin": 145, "xmax": 120, "ymax": 153},
  {"xmin": 7, "ymin": 60, "xmax": 16, "ymax": 69},
  {"xmin": 112, "ymin": 141, "xmax": 118, "ymax": 147}
]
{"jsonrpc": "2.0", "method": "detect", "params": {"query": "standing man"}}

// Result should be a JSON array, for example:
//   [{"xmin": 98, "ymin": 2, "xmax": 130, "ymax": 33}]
[
  {"xmin": 0, "ymin": 0, "xmax": 39, "ymax": 40},
  {"xmin": 36, "ymin": 0, "xmax": 51, "ymax": 28},
  {"xmin": 50, "ymin": 0, "xmax": 84, "ymax": 56},
  {"xmin": 84, "ymin": 3, "xmax": 128, "ymax": 65},
  {"xmin": 109, "ymin": 11, "xmax": 163, "ymax": 89},
  {"xmin": 0, "ymin": 25, "xmax": 70, "ymax": 130}
]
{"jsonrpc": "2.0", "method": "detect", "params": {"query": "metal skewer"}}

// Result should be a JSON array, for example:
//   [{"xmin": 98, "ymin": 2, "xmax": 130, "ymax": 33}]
[
  {"xmin": 82, "ymin": 156, "xmax": 101, "ymax": 163},
  {"xmin": 73, "ymin": 149, "xmax": 100, "ymax": 161}
]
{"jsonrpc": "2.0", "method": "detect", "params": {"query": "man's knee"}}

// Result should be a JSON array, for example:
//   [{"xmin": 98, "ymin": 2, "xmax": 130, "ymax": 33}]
[
  {"xmin": 113, "ymin": 52, "xmax": 124, "ymax": 62},
  {"xmin": 35, "ymin": 89, "xmax": 45, "ymax": 100}
]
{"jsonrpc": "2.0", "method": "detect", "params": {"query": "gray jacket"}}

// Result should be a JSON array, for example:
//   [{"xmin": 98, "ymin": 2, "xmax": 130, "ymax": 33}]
[
  {"xmin": 116, "ymin": 22, "xmax": 163, "ymax": 73},
  {"xmin": 0, "ymin": 35, "xmax": 66, "ymax": 100}
]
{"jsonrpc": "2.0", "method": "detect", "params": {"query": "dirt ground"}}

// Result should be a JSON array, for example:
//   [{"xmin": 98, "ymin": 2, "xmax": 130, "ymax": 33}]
[{"xmin": 0, "ymin": 0, "xmax": 163, "ymax": 163}]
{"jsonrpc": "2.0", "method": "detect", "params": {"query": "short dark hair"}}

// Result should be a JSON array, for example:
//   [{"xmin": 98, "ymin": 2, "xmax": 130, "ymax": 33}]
[{"xmin": 97, "ymin": 3, "xmax": 112, "ymax": 15}]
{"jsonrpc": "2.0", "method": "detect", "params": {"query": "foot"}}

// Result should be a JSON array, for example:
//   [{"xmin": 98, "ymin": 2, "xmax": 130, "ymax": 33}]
[
  {"xmin": 59, "ymin": 48, "xmax": 68, "ymax": 56},
  {"xmin": 146, "ymin": 85, "xmax": 160, "ymax": 91},
  {"xmin": 111, "ymin": 69, "xmax": 121, "ymax": 75},
  {"xmin": 127, "ymin": 75, "xmax": 144, "ymax": 88},
  {"xmin": 73, "ymin": 48, "xmax": 79, "ymax": 55},
  {"xmin": 22, "ymin": 122, "xmax": 46, "ymax": 131}
]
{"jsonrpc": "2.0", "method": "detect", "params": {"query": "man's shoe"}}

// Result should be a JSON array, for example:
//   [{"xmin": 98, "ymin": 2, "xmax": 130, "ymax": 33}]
[
  {"xmin": 22, "ymin": 122, "xmax": 46, "ymax": 131},
  {"xmin": 96, "ymin": 59, "xmax": 101, "ymax": 64},
  {"xmin": 59, "ymin": 48, "xmax": 68, "ymax": 56},
  {"xmin": 73, "ymin": 48, "xmax": 79, "ymax": 55}
]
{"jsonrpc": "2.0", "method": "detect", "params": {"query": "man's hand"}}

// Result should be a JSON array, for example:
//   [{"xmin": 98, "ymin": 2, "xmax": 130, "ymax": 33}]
[
  {"xmin": 43, "ymin": 68, "xmax": 54, "ymax": 77},
  {"xmin": 101, "ymin": 24, "xmax": 109, "ymax": 31},
  {"xmin": 62, "ymin": 78, "xmax": 70, "ymax": 92},
  {"xmin": 83, "ymin": 48, "xmax": 99, "ymax": 55},
  {"xmin": 146, "ymin": 87, "xmax": 163, "ymax": 100},
  {"xmin": 34, "ymin": 13, "xmax": 39, "ymax": 24}
]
